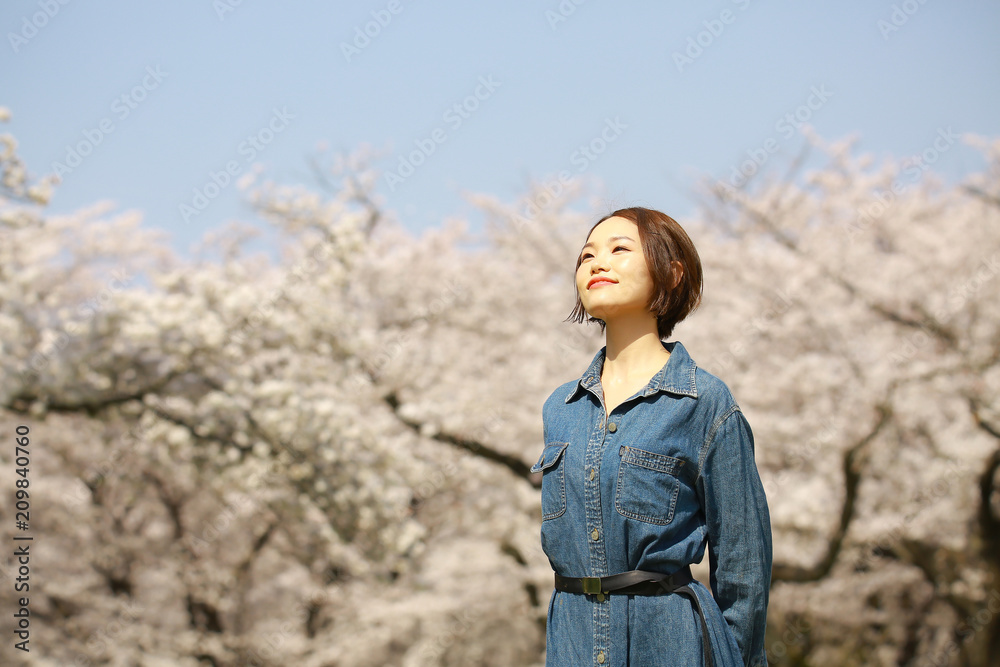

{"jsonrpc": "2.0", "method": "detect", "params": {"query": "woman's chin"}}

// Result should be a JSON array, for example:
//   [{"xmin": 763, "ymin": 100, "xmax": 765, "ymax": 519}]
[{"xmin": 585, "ymin": 303, "xmax": 627, "ymax": 321}]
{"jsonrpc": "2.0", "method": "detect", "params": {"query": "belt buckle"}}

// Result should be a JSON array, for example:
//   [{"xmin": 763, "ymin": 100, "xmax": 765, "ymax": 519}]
[{"xmin": 581, "ymin": 577, "xmax": 603, "ymax": 595}]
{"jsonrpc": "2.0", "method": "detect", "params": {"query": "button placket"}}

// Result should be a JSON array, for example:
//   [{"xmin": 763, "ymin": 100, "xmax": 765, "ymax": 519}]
[{"xmin": 582, "ymin": 381, "xmax": 611, "ymax": 660}]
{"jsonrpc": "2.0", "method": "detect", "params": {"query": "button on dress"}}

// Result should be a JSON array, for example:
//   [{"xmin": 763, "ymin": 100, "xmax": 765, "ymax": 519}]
[{"xmin": 532, "ymin": 341, "xmax": 772, "ymax": 666}]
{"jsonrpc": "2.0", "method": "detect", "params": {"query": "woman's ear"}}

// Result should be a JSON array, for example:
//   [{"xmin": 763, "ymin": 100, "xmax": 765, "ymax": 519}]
[{"xmin": 670, "ymin": 260, "xmax": 684, "ymax": 289}]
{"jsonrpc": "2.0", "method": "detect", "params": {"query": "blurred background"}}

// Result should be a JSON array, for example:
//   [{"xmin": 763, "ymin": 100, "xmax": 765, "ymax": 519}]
[
  {"xmin": 2, "ymin": 1, "xmax": 999, "ymax": 665},
  {"xmin": 3, "ymin": 1, "xmax": 998, "ymax": 260}
]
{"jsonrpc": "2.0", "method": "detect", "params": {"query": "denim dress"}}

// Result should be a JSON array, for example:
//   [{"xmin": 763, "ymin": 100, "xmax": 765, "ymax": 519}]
[{"xmin": 532, "ymin": 340, "xmax": 771, "ymax": 667}]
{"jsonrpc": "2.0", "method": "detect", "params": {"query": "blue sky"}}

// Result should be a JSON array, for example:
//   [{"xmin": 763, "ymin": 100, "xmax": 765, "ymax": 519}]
[{"xmin": 2, "ymin": 0, "xmax": 999, "ymax": 262}]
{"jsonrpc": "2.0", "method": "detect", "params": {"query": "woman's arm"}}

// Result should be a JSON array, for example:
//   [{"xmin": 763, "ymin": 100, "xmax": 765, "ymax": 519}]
[{"xmin": 697, "ymin": 405, "xmax": 772, "ymax": 667}]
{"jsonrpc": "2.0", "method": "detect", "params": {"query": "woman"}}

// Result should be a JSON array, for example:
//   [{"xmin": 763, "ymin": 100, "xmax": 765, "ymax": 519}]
[{"xmin": 532, "ymin": 207, "xmax": 772, "ymax": 666}]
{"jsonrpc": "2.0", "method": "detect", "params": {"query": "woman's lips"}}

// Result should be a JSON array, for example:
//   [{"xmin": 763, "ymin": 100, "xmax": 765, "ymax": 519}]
[{"xmin": 588, "ymin": 279, "xmax": 617, "ymax": 289}]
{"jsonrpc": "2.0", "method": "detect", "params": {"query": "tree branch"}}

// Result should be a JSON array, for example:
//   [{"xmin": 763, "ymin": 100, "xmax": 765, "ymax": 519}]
[
  {"xmin": 383, "ymin": 390, "xmax": 537, "ymax": 486},
  {"xmin": 772, "ymin": 403, "xmax": 893, "ymax": 583}
]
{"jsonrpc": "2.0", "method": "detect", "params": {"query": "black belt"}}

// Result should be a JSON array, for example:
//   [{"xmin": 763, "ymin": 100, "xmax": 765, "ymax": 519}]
[{"xmin": 553, "ymin": 565, "xmax": 714, "ymax": 667}]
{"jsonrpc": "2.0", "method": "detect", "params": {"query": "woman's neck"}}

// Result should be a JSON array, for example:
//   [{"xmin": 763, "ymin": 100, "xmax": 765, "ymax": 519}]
[{"xmin": 602, "ymin": 321, "xmax": 670, "ymax": 383}]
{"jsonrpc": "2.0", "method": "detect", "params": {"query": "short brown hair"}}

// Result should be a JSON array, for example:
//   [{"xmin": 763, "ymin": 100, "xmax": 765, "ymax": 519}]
[{"xmin": 565, "ymin": 207, "xmax": 703, "ymax": 340}]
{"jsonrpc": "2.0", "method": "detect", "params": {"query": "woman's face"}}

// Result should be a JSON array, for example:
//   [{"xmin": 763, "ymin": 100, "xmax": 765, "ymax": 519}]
[{"xmin": 575, "ymin": 216, "xmax": 657, "ymax": 324}]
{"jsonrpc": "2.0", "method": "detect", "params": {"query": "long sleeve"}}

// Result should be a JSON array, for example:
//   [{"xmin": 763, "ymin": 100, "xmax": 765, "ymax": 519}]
[{"xmin": 697, "ymin": 405, "xmax": 772, "ymax": 667}]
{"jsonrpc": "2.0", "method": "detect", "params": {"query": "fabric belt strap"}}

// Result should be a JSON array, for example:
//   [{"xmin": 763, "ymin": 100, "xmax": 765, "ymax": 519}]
[{"xmin": 553, "ymin": 566, "xmax": 714, "ymax": 667}]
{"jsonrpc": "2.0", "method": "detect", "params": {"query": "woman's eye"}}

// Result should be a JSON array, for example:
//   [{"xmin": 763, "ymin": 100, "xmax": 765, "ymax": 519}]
[
  {"xmin": 614, "ymin": 245, "xmax": 627, "ymax": 252},
  {"xmin": 581, "ymin": 253, "xmax": 592, "ymax": 260}
]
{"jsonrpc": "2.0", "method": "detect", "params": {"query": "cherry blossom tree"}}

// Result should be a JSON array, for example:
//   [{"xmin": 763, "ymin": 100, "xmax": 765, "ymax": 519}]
[
  {"xmin": 689, "ymin": 130, "xmax": 1000, "ymax": 666},
  {"xmin": 1, "ymin": 105, "xmax": 998, "ymax": 666}
]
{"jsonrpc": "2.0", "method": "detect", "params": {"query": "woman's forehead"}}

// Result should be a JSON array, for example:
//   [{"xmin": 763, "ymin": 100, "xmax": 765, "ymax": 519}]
[{"xmin": 585, "ymin": 216, "xmax": 639, "ymax": 245}]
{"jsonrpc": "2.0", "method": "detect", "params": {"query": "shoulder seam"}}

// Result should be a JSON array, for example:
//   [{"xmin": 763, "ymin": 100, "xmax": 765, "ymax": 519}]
[{"xmin": 696, "ymin": 403, "xmax": 742, "ymax": 481}]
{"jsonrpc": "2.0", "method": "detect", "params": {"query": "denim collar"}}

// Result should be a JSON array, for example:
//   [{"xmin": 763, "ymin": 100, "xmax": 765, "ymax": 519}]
[{"xmin": 564, "ymin": 339, "xmax": 699, "ymax": 403}]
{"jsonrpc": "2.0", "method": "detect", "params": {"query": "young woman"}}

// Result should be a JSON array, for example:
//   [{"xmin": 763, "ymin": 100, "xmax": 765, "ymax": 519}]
[{"xmin": 532, "ymin": 207, "xmax": 772, "ymax": 666}]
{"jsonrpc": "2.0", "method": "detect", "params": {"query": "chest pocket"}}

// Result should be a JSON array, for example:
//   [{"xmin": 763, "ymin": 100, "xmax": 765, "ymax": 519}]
[
  {"xmin": 530, "ymin": 442, "xmax": 568, "ymax": 520},
  {"xmin": 615, "ymin": 445, "xmax": 684, "ymax": 525}
]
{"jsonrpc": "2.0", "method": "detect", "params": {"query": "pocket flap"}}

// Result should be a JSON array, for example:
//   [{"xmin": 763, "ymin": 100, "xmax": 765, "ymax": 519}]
[
  {"xmin": 530, "ymin": 442, "xmax": 568, "ymax": 473},
  {"xmin": 619, "ymin": 445, "xmax": 683, "ymax": 475}
]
